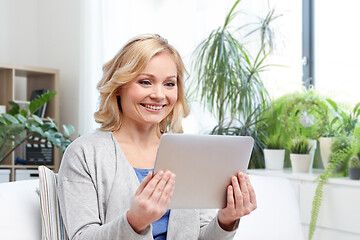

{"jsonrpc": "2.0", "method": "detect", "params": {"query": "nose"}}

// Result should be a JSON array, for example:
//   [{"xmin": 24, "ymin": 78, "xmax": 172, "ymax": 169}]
[{"xmin": 150, "ymin": 85, "xmax": 165, "ymax": 100}]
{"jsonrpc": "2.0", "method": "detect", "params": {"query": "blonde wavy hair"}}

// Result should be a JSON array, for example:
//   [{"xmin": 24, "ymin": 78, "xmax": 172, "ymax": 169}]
[{"xmin": 94, "ymin": 34, "xmax": 190, "ymax": 133}]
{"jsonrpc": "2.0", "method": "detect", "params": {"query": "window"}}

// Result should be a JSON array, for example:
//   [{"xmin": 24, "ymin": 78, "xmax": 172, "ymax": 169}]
[{"xmin": 304, "ymin": 0, "xmax": 360, "ymax": 105}]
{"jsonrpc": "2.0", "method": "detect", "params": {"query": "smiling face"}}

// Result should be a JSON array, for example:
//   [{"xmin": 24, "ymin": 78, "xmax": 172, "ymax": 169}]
[{"xmin": 118, "ymin": 51, "xmax": 178, "ymax": 128}]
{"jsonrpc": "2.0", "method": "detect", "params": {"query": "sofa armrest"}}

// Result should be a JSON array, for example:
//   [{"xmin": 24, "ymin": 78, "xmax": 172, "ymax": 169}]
[{"xmin": 0, "ymin": 179, "xmax": 41, "ymax": 240}]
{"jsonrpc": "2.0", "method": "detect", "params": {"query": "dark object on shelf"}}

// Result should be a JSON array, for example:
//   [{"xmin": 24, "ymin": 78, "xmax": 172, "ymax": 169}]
[
  {"xmin": 14, "ymin": 157, "xmax": 26, "ymax": 165},
  {"xmin": 348, "ymin": 167, "xmax": 360, "ymax": 180},
  {"xmin": 25, "ymin": 136, "xmax": 54, "ymax": 165},
  {"xmin": 30, "ymin": 89, "xmax": 50, "ymax": 118}
]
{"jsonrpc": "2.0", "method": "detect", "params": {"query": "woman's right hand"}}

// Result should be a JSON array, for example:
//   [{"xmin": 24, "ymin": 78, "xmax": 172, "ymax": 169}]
[{"xmin": 126, "ymin": 170, "xmax": 176, "ymax": 233}]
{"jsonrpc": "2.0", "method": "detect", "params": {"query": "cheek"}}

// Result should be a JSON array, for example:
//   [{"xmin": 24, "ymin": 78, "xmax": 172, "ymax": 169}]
[{"xmin": 169, "ymin": 90, "xmax": 178, "ymax": 105}]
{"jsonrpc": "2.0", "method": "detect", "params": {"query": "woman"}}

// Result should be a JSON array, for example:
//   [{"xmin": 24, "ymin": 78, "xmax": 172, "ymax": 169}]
[{"xmin": 57, "ymin": 34, "xmax": 257, "ymax": 240}]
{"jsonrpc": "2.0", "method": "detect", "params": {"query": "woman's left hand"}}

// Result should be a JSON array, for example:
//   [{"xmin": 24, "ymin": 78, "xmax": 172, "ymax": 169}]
[{"xmin": 217, "ymin": 172, "xmax": 257, "ymax": 231}]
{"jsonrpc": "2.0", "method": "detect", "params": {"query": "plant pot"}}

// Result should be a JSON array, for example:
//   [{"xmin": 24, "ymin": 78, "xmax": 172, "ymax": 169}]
[
  {"xmin": 319, "ymin": 137, "xmax": 332, "ymax": 169},
  {"xmin": 290, "ymin": 153, "xmax": 312, "ymax": 173},
  {"xmin": 264, "ymin": 149, "xmax": 285, "ymax": 170},
  {"xmin": 348, "ymin": 167, "xmax": 360, "ymax": 180}
]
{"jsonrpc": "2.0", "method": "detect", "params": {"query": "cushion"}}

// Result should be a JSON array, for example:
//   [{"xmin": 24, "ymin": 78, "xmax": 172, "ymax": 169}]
[{"xmin": 38, "ymin": 166, "xmax": 68, "ymax": 240}]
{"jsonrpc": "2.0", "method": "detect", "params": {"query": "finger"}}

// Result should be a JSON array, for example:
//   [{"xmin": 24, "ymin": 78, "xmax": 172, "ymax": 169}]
[
  {"xmin": 150, "ymin": 171, "xmax": 172, "ymax": 202},
  {"xmin": 135, "ymin": 171, "xmax": 154, "ymax": 195},
  {"xmin": 238, "ymin": 172, "xmax": 250, "ymax": 204},
  {"xmin": 158, "ymin": 173, "xmax": 176, "ymax": 207},
  {"xmin": 226, "ymin": 185, "xmax": 235, "ymax": 208},
  {"xmin": 141, "ymin": 171, "xmax": 164, "ymax": 198},
  {"xmin": 245, "ymin": 174, "xmax": 257, "ymax": 207},
  {"xmin": 232, "ymin": 175, "xmax": 243, "ymax": 208}
]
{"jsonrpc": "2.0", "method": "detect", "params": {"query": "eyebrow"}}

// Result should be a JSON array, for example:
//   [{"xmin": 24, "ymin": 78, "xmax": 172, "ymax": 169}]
[{"xmin": 139, "ymin": 73, "xmax": 177, "ymax": 79}]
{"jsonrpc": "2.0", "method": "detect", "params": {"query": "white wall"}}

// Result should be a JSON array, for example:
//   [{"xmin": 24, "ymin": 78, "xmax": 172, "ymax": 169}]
[
  {"xmin": 0, "ymin": 0, "xmax": 40, "ymax": 65},
  {"xmin": 0, "ymin": 0, "xmax": 82, "ymax": 136}
]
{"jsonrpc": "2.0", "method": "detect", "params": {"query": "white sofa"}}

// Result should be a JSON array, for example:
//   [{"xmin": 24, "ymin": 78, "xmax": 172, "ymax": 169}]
[
  {"xmin": 0, "ymin": 179, "xmax": 42, "ymax": 240},
  {"xmin": 0, "ymin": 174, "xmax": 304, "ymax": 240}
]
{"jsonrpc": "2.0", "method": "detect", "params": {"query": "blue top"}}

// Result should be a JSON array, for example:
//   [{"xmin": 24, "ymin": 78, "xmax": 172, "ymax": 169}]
[{"xmin": 134, "ymin": 168, "xmax": 170, "ymax": 240}]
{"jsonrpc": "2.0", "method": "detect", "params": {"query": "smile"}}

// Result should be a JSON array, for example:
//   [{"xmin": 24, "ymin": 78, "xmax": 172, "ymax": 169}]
[{"xmin": 141, "ymin": 104, "xmax": 165, "ymax": 110}]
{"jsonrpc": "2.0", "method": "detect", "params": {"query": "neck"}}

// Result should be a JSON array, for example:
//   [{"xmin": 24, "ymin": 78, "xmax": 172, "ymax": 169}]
[{"xmin": 114, "ymin": 121, "xmax": 160, "ymax": 147}]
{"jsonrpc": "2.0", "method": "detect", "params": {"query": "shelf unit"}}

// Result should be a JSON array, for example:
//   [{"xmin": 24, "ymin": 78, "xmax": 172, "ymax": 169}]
[{"xmin": 0, "ymin": 63, "xmax": 60, "ymax": 181}]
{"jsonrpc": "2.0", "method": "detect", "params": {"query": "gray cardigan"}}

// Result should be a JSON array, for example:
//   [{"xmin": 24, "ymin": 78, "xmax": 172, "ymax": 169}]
[{"xmin": 57, "ymin": 131, "xmax": 238, "ymax": 240}]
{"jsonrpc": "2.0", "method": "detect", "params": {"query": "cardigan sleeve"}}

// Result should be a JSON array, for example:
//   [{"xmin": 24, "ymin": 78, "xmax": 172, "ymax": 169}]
[
  {"xmin": 57, "ymin": 136, "xmax": 153, "ymax": 240},
  {"xmin": 198, "ymin": 209, "xmax": 239, "ymax": 240}
]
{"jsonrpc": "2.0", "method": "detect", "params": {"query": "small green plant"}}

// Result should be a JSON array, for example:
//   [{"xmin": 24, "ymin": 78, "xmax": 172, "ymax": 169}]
[
  {"xmin": 265, "ymin": 134, "xmax": 287, "ymax": 149},
  {"xmin": 0, "ymin": 91, "xmax": 74, "ymax": 163},
  {"xmin": 308, "ymin": 145, "xmax": 351, "ymax": 240},
  {"xmin": 349, "ymin": 156, "xmax": 360, "ymax": 168},
  {"xmin": 290, "ymin": 138, "xmax": 312, "ymax": 154}
]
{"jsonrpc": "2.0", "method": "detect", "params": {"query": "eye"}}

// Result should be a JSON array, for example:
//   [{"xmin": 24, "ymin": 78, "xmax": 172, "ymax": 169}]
[
  {"xmin": 138, "ymin": 80, "xmax": 151, "ymax": 86},
  {"xmin": 165, "ymin": 81, "xmax": 176, "ymax": 87}
]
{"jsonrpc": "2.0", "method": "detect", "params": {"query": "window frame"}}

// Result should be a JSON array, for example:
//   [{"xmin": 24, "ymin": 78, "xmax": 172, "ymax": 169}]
[{"xmin": 302, "ymin": 0, "xmax": 315, "ymax": 88}]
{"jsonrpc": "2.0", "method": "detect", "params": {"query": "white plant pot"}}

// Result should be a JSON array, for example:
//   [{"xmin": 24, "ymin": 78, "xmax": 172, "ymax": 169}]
[
  {"xmin": 290, "ymin": 153, "xmax": 312, "ymax": 173},
  {"xmin": 319, "ymin": 137, "xmax": 332, "ymax": 169},
  {"xmin": 264, "ymin": 149, "xmax": 285, "ymax": 170}
]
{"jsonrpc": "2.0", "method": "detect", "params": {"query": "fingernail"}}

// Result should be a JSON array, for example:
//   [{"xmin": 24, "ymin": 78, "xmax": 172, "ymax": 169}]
[
  {"xmin": 240, "ymin": 172, "xmax": 244, "ymax": 178},
  {"xmin": 158, "ymin": 171, "xmax": 164, "ymax": 176}
]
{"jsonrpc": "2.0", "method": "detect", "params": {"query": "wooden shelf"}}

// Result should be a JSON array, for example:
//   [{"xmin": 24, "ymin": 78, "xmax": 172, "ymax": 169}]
[
  {"xmin": 0, "ymin": 165, "xmax": 13, "ymax": 169},
  {"xmin": 0, "ymin": 63, "xmax": 60, "ymax": 181}
]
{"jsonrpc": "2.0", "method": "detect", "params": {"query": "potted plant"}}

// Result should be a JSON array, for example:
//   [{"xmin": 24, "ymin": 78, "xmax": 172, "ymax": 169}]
[
  {"xmin": 0, "ymin": 91, "xmax": 74, "ymax": 164},
  {"xmin": 263, "ymin": 133, "xmax": 287, "ymax": 170},
  {"xmin": 319, "ymin": 98, "xmax": 360, "ymax": 169},
  {"xmin": 190, "ymin": 0, "xmax": 281, "ymax": 168},
  {"xmin": 271, "ymin": 89, "xmax": 328, "ymax": 171},
  {"xmin": 348, "ymin": 156, "xmax": 360, "ymax": 180},
  {"xmin": 289, "ymin": 138, "xmax": 312, "ymax": 173}
]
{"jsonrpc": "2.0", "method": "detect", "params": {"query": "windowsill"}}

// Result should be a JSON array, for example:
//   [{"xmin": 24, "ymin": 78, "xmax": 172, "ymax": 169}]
[{"xmin": 248, "ymin": 168, "xmax": 360, "ymax": 187}]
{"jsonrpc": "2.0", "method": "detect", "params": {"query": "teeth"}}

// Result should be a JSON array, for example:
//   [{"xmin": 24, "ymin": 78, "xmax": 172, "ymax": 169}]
[{"xmin": 144, "ymin": 104, "xmax": 163, "ymax": 110}]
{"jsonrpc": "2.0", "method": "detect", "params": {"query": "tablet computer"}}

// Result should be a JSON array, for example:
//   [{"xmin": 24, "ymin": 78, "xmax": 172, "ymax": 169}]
[{"xmin": 154, "ymin": 133, "xmax": 254, "ymax": 209}]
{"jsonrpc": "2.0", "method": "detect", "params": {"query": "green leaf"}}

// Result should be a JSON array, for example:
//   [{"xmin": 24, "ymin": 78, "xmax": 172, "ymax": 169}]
[
  {"xmin": 31, "ymin": 114, "xmax": 44, "ymax": 125},
  {"xmin": 15, "ymin": 114, "xmax": 27, "ymax": 124},
  {"xmin": 46, "ymin": 117, "xmax": 58, "ymax": 129},
  {"xmin": 63, "ymin": 125, "xmax": 75, "ymax": 137},
  {"xmin": 31, "ymin": 126, "xmax": 45, "ymax": 137},
  {"xmin": 20, "ymin": 109, "xmax": 28, "ymax": 117},
  {"xmin": 0, "ymin": 116, "xmax": 6, "ymax": 125},
  {"xmin": 7, "ymin": 101, "xmax": 20, "ymax": 115},
  {"xmin": 326, "ymin": 98, "xmax": 338, "ymax": 111},
  {"xmin": 28, "ymin": 90, "xmax": 56, "ymax": 115},
  {"xmin": 2, "ymin": 113, "xmax": 19, "ymax": 124}
]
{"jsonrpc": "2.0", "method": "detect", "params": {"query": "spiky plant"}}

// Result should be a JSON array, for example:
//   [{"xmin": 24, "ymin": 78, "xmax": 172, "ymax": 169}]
[
  {"xmin": 290, "ymin": 138, "xmax": 312, "ymax": 154},
  {"xmin": 265, "ymin": 133, "xmax": 287, "ymax": 149}
]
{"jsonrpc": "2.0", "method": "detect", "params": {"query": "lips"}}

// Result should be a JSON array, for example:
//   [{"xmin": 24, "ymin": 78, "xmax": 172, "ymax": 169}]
[{"xmin": 141, "ymin": 104, "xmax": 166, "ymax": 110}]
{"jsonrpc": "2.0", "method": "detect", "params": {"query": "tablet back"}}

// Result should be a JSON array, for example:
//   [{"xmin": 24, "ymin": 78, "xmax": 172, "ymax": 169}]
[{"xmin": 154, "ymin": 133, "xmax": 254, "ymax": 209}]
